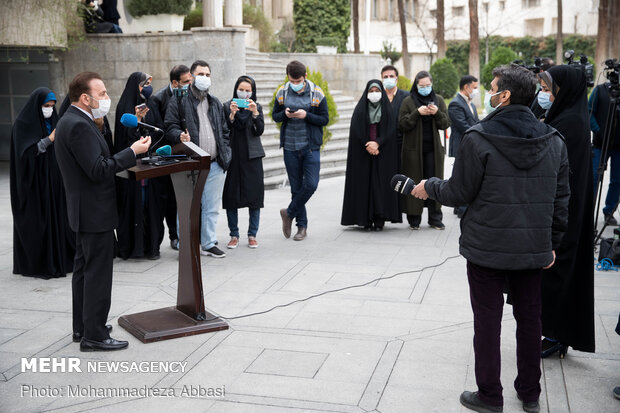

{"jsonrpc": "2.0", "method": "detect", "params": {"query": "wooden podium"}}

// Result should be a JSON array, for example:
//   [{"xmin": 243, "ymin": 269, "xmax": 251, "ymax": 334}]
[{"xmin": 117, "ymin": 142, "xmax": 229, "ymax": 343}]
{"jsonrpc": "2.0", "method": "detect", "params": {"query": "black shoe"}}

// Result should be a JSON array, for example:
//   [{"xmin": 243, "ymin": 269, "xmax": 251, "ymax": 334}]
[
  {"xmin": 604, "ymin": 213, "xmax": 618, "ymax": 226},
  {"xmin": 73, "ymin": 324, "xmax": 112, "ymax": 342},
  {"xmin": 517, "ymin": 394, "xmax": 540, "ymax": 413},
  {"xmin": 363, "ymin": 225, "xmax": 373, "ymax": 231},
  {"xmin": 613, "ymin": 387, "xmax": 620, "ymax": 400},
  {"xmin": 430, "ymin": 222, "xmax": 445, "ymax": 230},
  {"xmin": 170, "ymin": 238, "xmax": 179, "ymax": 250},
  {"xmin": 148, "ymin": 253, "xmax": 160, "ymax": 260},
  {"xmin": 200, "ymin": 246, "xmax": 226, "ymax": 258},
  {"xmin": 460, "ymin": 391, "xmax": 503, "ymax": 413},
  {"xmin": 80, "ymin": 337, "xmax": 128, "ymax": 352},
  {"xmin": 541, "ymin": 338, "xmax": 568, "ymax": 358}
]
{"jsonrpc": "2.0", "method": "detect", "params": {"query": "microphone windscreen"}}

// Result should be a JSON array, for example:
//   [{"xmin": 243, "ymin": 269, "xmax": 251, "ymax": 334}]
[
  {"xmin": 120, "ymin": 113, "xmax": 138, "ymax": 128},
  {"xmin": 390, "ymin": 174, "xmax": 416, "ymax": 195},
  {"xmin": 155, "ymin": 145, "xmax": 172, "ymax": 156}
]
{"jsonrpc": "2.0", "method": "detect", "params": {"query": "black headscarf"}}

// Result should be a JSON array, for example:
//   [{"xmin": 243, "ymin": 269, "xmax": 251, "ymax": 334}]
[
  {"xmin": 231, "ymin": 75, "xmax": 258, "ymax": 126},
  {"xmin": 12, "ymin": 87, "xmax": 57, "ymax": 161},
  {"xmin": 58, "ymin": 94, "xmax": 71, "ymax": 117},
  {"xmin": 350, "ymin": 79, "xmax": 395, "ymax": 146},
  {"xmin": 544, "ymin": 65, "xmax": 588, "ymax": 128},
  {"xmin": 114, "ymin": 72, "xmax": 161, "ymax": 153},
  {"xmin": 410, "ymin": 72, "xmax": 437, "ymax": 107}
]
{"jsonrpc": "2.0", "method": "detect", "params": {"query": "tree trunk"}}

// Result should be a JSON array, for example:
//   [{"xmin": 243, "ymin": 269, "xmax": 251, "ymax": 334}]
[
  {"xmin": 397, "ymin": 0, "xmax": 411, "ymax": 78},
  {"xmin": 610, "ymin": 0, "xmax": 620, "ymax": 59},
  {"xmin": 437, "ymin": 0, "xmax": 445, "ymax": 59},
  {"xmin": 555, "ymin": 0, "xmax": 563, "ymax": 64},
  {"xmin": 468, "ymin": 0, "xmax": 480, "ymax": 79},
  {"xmin": 595, "ymin": 0, "xmax": 609, "ymax": 83},
  {"xmin": 352, "ymin": 0, "xmax": 360, "ymax": 53}
]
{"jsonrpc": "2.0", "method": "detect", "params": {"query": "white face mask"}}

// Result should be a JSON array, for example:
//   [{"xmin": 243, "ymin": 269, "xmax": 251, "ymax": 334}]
[
  {"xmin": 469, "ymin": 88, "xmax": 480, "ymax": 99},
  {"xmin": 89, "ymin": 96, "xmax": 111, "ymax": 119},
  {"xmin": 237, "ymin": 90, "xmax": 251, "ymax": 100},
  {"xmin": 194, "ymin": 75, "xmax": 211, "ymax": 91},
  {"xmin": 367, "ymin": 91, "xmax": 382, "ymax": 103},
  {"xmin": 42, "ymin": 106, "xmax": 54, "ymax": 118}
]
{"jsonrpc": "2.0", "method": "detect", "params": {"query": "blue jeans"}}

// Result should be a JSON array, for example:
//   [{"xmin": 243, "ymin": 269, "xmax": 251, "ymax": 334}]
[
  {"xmin": 593, "ymin": 147, "xmax": 620, "ymax": 215},
  {"xmin": 227, "ymin": 208, "xmax": 260, "ymax": 237},
  {"xmin": 283, "ymin": 148, "xmax": 320, "ymax": 228},
  {"xmin": 200, "ymin": 161, "xmax": 226, "ymax": 250}
]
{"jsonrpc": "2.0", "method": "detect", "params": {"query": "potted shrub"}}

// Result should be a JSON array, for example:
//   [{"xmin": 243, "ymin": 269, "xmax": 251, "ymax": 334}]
[
  {"xmin": 315, "ymin": 37, "xmax": 339, "ymax": 54},
  {"xmin": 126, "ymin": 0, "xmax": 192, "ymax": 32}
]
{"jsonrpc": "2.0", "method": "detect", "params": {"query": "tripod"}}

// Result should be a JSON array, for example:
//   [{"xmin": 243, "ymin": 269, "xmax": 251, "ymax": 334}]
[{"xmin": 593, "ymin": 84, "xmax": 620, "ymax": 245}]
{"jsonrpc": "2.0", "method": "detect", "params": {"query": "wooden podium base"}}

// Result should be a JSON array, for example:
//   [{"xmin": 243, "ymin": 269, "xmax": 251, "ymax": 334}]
[{"xmin": 119, "ymin": 307, "xmax": 228, "ymax": 343}]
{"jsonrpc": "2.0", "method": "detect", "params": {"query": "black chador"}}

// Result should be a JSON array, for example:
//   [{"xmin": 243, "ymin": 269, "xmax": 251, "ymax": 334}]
[
  {"xmin": 10, "ymin": 87, "xmax": 75, "ymax": 278},
  {"xmin": 341, "ymin": 80, "xmax": 401, "ymax": 229},
  {"xmin": 113, "ymin": 72, "xmax": 164, "ymax": 259},
  {"xmin": 541, "ymin": 65, "xmax": 595, "ymax": 353}
]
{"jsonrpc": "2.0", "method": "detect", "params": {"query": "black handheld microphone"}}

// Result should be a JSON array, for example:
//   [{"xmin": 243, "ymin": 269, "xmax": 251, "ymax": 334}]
[{"xmin": 390, "ymin": 174, "xmax": 416, "ymax": 195}]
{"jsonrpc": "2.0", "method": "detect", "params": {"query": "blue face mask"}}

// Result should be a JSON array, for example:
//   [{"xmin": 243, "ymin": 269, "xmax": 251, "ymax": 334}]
[
  {"xmin": 290, "ymin": 81, "xmax": 305, "ymax": 92},
  {"xmin": 417, "ymin": 85, "xmax": 432, "ymax": 96},
  {"xmin": 383, "ymin": 77, "xmax": 397, "ymax": 90},
  {"xmin": 537, "ymin": 91, "xmax": 553, "ymax": 110},
  {"xmin": 180, "ymin": 84, "xmax": 189, "ymax": 90},
  {"xmin": 141, "ymin": 85, "xmax": 153, "ymax": 100}
]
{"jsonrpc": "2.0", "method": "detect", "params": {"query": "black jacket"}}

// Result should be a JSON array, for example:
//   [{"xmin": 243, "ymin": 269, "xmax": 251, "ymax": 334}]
[
  {"xmin": 424, "ymin": 105, "xmax": 570, "ymax": 270},
  {"xmin": 55, "ymin": 106, "xmax": 136, "ymax": 233},
  {"xmin": 151, "ymin": 85, "xmax": 173, "ymax": 123},
  {"xmin": 164, "ymin": 86, "xmax": 231, "ymax": 170},
  {"xmin": 448, "ymin": 93, "xmax": 479, "ymax": 157}
]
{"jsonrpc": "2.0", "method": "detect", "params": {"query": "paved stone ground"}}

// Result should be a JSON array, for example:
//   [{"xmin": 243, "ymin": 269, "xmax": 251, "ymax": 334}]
[{"xmin": 0, "ymin": 160, "xmax": 618, "ymax": 413}]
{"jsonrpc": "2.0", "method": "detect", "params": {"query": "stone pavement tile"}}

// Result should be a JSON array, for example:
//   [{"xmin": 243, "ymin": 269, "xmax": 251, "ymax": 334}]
[
  {"xmin": 229, "ymin": 373, "xmax": 366, "ymax": 405},
  {"xmin": 377, "ymin": 383, "xmax": 464, "ymax": 413},
  {"xmin": 595, "ymin": 284, "xmax": 620, "ymax": 301},
  {"xmin": 0, "ymin": 327, "xmax": 25, "ymax": 345},
  {"xmin": 0, "ymin": 350, "xmax": 28, "ymax": 373},
  {"xmin": 0, "ymin": 315, "xmax": 71, "ymax": 354},
  {"xmin": 397, "ymin": 338, "xmax": 472, "ymax": 366},
  {"xmin": 300, "ymin": 296, "xmax": 365, "ymax": 316},
  {"xmin": 81, "ymin": 396, "xmax": 217, "ymax": 413},
  {"xmin": 563, "ymin": 374, "xmax": 619, "ymax": 413},
  {"xmin": 245, "ymin": 348, "xmax": 328, "ymax": 378},
  {"xmin": 414, "ymin": 303, "xmax": 473, "ymax": 323},
  {"xmin": 357, "ymin": 300, "xmax": 421, "ymax": 319},
  {"xmin": 206, "ymin": 400, "xmax": 344, "ymax": 412}
]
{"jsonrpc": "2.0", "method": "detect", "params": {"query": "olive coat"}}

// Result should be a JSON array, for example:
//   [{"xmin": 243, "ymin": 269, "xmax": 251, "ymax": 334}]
[{"xmin": 398, "ymin": 94, "xmax": 450, "ymax": 215}]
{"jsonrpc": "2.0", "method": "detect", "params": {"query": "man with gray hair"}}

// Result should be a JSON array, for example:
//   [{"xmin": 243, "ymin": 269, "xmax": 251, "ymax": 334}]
[{"xmin": 412, "ymin": 65, "xmax": 570, "ymax": 413}]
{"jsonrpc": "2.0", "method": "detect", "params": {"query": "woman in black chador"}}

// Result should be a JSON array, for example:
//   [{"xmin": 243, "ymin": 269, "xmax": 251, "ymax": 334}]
[
  {"xmin": 222, "ymin": 75, "xmax": 265, "ymax": 249},
  {"xmin": 539, "ymin": 65, "xmax": 595, "ymax": 357},
  {"xmin": 341, "ymin": 80, "xmax": 401, "ymax": 230},
  {"xmin": 10, "ymin": 87, "xmax": 75, "ymax": 278},
  {"xmin": 114, "ymin": 72, "xmax": 164, "ymax": 260}
]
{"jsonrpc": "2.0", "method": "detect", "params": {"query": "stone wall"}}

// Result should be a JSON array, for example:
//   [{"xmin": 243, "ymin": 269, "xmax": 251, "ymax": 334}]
[
  {"xmin": 267, "ymin": 53, "xmax": 386, "ymax": 95},
  {"xmin": 49, "ymin": 27, "xmax": 247, "ymax": 127}
]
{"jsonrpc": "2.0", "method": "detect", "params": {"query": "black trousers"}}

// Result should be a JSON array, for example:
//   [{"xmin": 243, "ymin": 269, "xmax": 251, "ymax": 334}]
[
  {"xmin": 467, "ymin": 261, "xmax": 542, "ymax": 406},
  {"xmin": 72, "ymin": 231, "xmax": 115, "ymax": 341}
]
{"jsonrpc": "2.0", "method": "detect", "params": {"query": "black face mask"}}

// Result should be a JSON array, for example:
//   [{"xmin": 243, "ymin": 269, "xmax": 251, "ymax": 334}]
[{"xmin": 141, "ymin": 85, "xmax": 153, "ymax": 100}]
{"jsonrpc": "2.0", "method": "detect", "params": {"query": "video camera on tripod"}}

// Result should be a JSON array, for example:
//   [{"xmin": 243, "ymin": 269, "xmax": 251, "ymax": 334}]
[
  {"xmin": 513, "ymin": 57, "xmax": 546, "ymax": 74},
  {"xmin": 564, "ymin": 50, "xmax": 594, "ymax": 87},
  {"xmin": 604, "ymin": 58, "xmax": 620, "ymax": 91}
]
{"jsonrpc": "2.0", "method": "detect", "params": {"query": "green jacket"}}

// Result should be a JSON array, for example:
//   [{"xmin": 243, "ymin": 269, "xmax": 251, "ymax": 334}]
[{"xmin": 398, "ymin": 94, "xmax": 450, "ymax": 215}]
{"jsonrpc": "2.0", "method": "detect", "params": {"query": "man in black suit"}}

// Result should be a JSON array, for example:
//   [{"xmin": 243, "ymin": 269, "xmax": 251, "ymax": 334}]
[
  {"xmin": 449, "ymin": 75, "xmax": 480, "ymax": 218},
  {"xmin": 151, "ymin": 65, "xmax": 192, "ymax": 250},
  {"xmin": 55, "ymin": 72, "xmax": 151, "ymax": 351}
]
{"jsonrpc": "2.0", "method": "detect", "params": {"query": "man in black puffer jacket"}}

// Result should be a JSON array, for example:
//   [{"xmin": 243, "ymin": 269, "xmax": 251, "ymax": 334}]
[{"xmin": 412, "ymin": 65, "xmax": 570, "ymax": 413}]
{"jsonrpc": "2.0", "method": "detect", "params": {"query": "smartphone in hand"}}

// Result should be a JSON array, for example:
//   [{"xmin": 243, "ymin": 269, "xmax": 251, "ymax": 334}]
[
  {"xmin": 136, "ymin": 103, "xmax": 147, "ymax": 110},
  {"xmin": 233, "ymin": 98, "xmax": 249, "ymax": 109}
]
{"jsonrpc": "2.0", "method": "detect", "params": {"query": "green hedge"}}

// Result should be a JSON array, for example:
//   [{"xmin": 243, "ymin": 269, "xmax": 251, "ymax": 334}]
[
  {"xmin": 127, "ymin": 0, "xmax": 192, "ymax": 18},
  {"xmin": 397, "ymin": 75, "xmax": 412, "ymax": 91},
  {"xmin": 293, "ymin": 0, "xmax": 350, "ymax": 53},
  {"xmin": 481, "ymin": 47, "xmax": 518, "ymax": 89},
  {"xmin": 269, "ymin": 69, "xmax": 338, "ymax": 148},
  {"xmin": 430, "ymin": 58, "xmax": 459, "ymax": 99}
]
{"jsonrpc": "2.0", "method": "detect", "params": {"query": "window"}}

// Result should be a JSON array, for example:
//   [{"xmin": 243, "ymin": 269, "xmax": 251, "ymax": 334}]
[
  {"xmin": 453, "ymin": 6, "xmax": 464, "ymax": 17},
  {"xmin": 482, "ymin": 2, "xmax": 489, "ymax": 13},
  {"xmin": 430, "ymin": 8, "xmax": 437, "ymax": 18},
  {"xmin": 524, "ymin": 18, "xmax": 544, "ymax": 37},
  {"xmin": 373, "ymin": 0, "xmax": 378, "ymax": 20},
  {"xmin": 500, "ymin": 1, "xmax": 506, "ymax": 10},
  {"xmin": 522, "ymin": 0, "xmax": 541, "ymax": 8}
]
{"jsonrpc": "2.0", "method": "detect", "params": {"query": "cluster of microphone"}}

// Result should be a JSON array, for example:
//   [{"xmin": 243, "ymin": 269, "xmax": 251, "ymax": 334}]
[
  {"xmin": 390, "ymin": 174, "xmax": 416, "ymax": 196},
  {"xmin": 119, "ymin": 113, "xmax": 187, "ymax": 165}
]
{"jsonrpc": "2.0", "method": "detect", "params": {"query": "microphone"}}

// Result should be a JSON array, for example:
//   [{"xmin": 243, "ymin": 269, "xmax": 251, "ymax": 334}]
[
  {"xmin": 120, "ymin": 113, "xmax": 163, "ymax": 134},
  {"xmin": 155, "ymin": 145, "xmax": 172, "ymax": 156},
  {"xmin": 390, "ymin": 174, "xmax": 416, "ymax": 195}
]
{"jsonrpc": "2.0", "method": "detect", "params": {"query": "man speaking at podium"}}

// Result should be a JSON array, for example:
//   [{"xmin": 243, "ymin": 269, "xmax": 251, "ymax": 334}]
[{"xmin": 55, "ymin": 72, "xmax": 151, "ymax": 352}]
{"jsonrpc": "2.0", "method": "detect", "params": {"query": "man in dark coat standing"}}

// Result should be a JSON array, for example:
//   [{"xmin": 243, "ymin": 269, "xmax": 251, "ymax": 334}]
[
  {"xmin": 152, "ymin": 64, "xmax": 192, "ymax": 250},
  {"xmin": 412, "ymin": 65, "xmax": 570, "ymax": 413},
  {"xmin": 55, "ymin": 72, "xmax": 151, "ymax": 351},
  {"xmin": 448, "ymin": 75, "xmax": 480, "ymax": 218}
]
